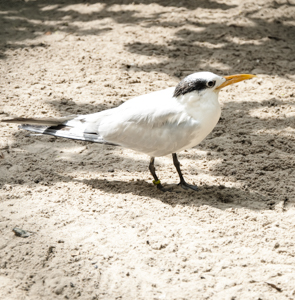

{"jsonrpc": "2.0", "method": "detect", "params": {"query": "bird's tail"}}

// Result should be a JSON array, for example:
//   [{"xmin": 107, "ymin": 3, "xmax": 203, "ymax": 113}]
[
  {"xmin": 1, "ymin": 116, "xmax": 116, "ymax": 145},
  {"xmin": 2, "ymin": 116, "xmax": 75, "ymax": 126}
]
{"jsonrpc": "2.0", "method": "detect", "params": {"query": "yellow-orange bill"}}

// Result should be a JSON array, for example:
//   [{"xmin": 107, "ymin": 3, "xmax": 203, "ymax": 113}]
[{"xmin": 217, "ymin": 74, "xmax": 256, "ymax": 90}]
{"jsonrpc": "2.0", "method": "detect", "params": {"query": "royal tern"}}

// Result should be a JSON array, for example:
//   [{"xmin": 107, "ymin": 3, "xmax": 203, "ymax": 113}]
[{"xmin": 2, "ymin": 72, "xmax": 255, "ymax": 191}]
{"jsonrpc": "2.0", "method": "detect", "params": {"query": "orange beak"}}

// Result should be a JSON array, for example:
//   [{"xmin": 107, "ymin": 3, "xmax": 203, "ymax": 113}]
[{"xmin": 217, "ymin": 74, "xmax": 256, "ymax": 90}]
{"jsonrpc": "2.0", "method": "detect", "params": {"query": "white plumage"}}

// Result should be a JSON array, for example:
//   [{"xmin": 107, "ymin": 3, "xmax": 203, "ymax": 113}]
[{"xmin": 2, "ymin": 71, "xmax": 255, "ymax": 191}]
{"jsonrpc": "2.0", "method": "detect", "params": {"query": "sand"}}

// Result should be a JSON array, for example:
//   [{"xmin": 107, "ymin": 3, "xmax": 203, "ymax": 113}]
[{"xmin": 1, "ymin": 0, "xmax": 295, "ymax": 299}]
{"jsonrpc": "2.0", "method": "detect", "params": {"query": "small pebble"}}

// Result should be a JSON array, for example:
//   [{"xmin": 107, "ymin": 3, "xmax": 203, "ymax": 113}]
[{"xmin": 12, "ymin": 227, "xmax": 32, "ymax": 238}]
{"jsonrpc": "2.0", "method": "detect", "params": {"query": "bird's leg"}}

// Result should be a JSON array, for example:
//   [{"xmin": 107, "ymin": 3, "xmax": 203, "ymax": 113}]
[
  {"xmin": 149, "ymin": 157, "xmax": 169, "ymax": 192},
  {"xmin": 172, "ymin": 153, "xmax": 198, "ymax": 191}
]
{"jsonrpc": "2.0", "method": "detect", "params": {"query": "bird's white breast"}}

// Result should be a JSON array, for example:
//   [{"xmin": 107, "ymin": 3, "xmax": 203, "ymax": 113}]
[{"xmin": 174, "ymin": 90, "xmax": 221, "ymax": 152}]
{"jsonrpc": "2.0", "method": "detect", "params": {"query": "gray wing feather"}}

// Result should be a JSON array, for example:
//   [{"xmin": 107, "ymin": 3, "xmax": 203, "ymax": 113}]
[{"xmin": 20, "ymin": 124, "xmax": 117, "ymax": 145}]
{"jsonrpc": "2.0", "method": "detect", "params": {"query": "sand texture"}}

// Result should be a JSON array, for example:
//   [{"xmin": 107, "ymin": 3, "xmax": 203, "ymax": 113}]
[{"xmin": 1, "ymin": 0, "xmax": 295, "ymax": 299}]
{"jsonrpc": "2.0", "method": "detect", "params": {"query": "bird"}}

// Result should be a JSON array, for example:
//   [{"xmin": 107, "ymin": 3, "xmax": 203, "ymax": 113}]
[{"xmin": 2, "ymin": 72, "xmax": 255, "ymax": 192}]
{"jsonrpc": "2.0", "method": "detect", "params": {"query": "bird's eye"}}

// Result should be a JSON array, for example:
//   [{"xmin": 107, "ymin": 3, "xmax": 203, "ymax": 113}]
[{"xmin": 207, "ymin": 80, "xmax": 215, "ymax": 88}]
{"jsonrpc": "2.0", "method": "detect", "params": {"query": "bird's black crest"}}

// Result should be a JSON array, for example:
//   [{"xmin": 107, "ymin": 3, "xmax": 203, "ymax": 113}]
[{"xmin": 173, "ymin": 78, "xmax": 208, "ymax": 98}]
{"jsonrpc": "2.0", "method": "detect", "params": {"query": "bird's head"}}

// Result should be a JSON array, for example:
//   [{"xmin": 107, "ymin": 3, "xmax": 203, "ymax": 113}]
[{"xmin": 173, "ymin": 72, "xmax": 256, "ymax": 99}]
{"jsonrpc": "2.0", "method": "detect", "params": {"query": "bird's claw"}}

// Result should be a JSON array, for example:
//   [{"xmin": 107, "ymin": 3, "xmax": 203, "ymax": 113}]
[{"xmin": 178, "ymin": 182, "xmax": 198, "ymax": 191}]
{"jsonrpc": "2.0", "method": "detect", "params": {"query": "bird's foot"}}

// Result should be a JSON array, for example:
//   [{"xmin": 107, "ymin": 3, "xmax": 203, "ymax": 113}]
[
  {"xmin": 153, "ymin": 180, "xmax": 172, "ymax": 192},
  {"xmin": 178, "ymin": 181, "xmax": 198, "ymax": 191},
  {"xmin": 157, "ymin": 185, "xmax": 172, "ymax": 192}
]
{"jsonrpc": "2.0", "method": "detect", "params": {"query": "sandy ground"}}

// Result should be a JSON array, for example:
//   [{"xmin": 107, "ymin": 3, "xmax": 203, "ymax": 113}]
[{"xmin": 1, "ymin": 0, "xmax": 295, "ymax": 299}]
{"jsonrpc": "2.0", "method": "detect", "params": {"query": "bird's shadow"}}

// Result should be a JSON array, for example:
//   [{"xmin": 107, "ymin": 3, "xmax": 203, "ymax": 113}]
[
  {"xmin": 32, "ymin": 170, "xmax": 271, "ymax": 212},
  {"xmin": 85, "ymin": 178, "xmax": 271, "ymax": 211}
]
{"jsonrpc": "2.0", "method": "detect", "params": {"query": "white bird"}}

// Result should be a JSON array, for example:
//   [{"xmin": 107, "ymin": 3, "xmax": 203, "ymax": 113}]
[{"xmin": 2, "ymin": 72, "xmax": 255, "ymax": 191}]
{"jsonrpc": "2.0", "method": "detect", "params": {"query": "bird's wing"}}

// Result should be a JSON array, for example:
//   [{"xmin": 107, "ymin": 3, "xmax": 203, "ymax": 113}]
[
  {"xmin": 3, "ymin": 110, "xmax": 117, "ymax": 144},
  {"xmin": 98, "ymin": 87, "xmax": 201, "ymax": 156},
  {"xmin": 19, "ymin": 123, "xmax": 116, "ymax": 144}
]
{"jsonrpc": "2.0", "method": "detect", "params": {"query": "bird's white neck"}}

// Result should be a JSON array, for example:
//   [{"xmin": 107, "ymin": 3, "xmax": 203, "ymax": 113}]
[{"xmin": 175, "ymin": 90, "xmax": 221, "ymax": 121}]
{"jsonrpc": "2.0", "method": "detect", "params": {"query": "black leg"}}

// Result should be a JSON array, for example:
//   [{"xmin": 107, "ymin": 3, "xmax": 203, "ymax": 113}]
[
  {"xmin": 149, "ymin": 157, "xmax": 169, "ymax": 192},
  {"xmin": 172, "ymin": 153, "xmax": 198, "ymax": 191}
]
